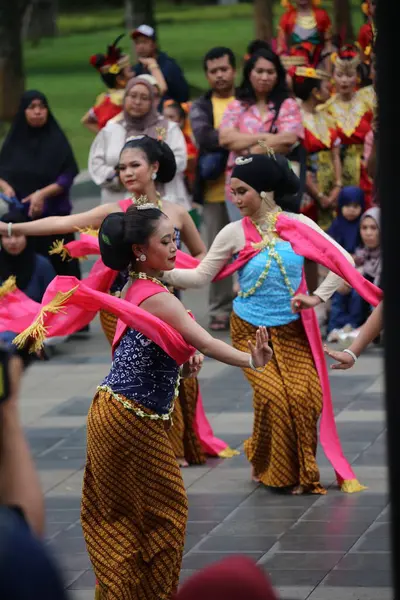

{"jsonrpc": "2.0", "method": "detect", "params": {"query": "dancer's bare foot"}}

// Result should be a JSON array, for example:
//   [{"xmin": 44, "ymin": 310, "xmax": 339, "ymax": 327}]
[
  {"xmin": 291, "ymin": 485, "xmax": 305, "ymax": 495},
  {"xmin": 177, "ymin": 457, "xmax": 189, "ymax": 468},
  {"xmin": 251, "ymin": 468, "xmax": 261, "ymax": 483}
]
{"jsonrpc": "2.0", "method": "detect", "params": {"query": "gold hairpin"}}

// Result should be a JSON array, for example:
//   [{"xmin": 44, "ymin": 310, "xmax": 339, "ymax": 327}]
[
  {"xmin": 258, "ymin": 140, "xmax": 276, "ymax": 158},
  {"xmin": 155, "ymin": 127, "xmax": 167, "ymax": 142}
]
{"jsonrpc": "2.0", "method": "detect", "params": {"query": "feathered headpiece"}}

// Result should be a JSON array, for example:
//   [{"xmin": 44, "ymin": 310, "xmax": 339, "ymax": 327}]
[
  {"xmin": 90, "ymin": 34, "xmax": 130, "ymax": 76},
  {"xmin": 331, "ymin": 44, "xmax": 361, "ymax": 73}
]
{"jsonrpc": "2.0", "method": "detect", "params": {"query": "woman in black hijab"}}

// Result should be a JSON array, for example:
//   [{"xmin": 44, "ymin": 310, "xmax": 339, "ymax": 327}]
[
  {"xmin": 0, "ymin": 210, "xmax": 56, "ymax": 348},
  {"xmin": 0, "ymin": 91, "xmax": 80, "ymax": 277}
]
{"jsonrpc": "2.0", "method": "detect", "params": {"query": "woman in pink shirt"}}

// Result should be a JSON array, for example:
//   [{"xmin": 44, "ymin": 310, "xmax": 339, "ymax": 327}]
[{"xmin": 220, "ymin": 48, "xmax": 304, "ymax": 221}]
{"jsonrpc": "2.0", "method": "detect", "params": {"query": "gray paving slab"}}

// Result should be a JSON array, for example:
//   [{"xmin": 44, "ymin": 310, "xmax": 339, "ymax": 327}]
[{"xmin": 17, "ymin": 190, "xmax": 391, "ymax": 598}]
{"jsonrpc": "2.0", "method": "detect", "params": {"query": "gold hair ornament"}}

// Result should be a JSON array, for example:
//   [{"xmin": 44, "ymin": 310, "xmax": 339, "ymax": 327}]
[
  {"xmin": 258, "ymin": 140, "xmax": 276, "ymax": 158},
  {"xmin": 155, "ymin": 127, "xmax": 167, "ymax": 142}
]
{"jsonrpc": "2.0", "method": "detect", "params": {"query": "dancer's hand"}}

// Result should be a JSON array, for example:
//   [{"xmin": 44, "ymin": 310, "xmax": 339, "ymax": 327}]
[
  {"xmin": 182, "ymin": 353, "xmax": 204, "ymax": 378},
  {"xmin": 291, "ymin": 294, "xmax": 321, "ymax": 313},
  {"xmin": 248, "ymin": 326, "xmax": 273, "ymax": 368},
  {"xmin": 0, "ymin": 182, "xmax": 15, "ymax": 198},
  {"xmin": 324, "ymin": 345, "xmax": 356, "ymax": 370}
]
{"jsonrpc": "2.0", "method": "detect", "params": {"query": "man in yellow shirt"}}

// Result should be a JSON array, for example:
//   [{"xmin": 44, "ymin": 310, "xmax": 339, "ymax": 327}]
[{"xmin": 190, "ymin": 47, "xmax": 236, "ymax": 331}]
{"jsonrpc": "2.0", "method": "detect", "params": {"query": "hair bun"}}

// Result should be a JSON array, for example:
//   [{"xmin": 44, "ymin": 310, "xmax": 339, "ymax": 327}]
[
  {"xmin": 120, "ymin": 135, "xmax": 177, "ymax": 184},
  {"xmin": 99, "ymin": 212, "xmax": 132, "ymax": 271},
  {"xmin": 275, "ymin": 154, "xmax": 300, "ymax": 196},
  {"xmin": 155, "ymin": 138, "xmax": 177, "ymax": 183}
]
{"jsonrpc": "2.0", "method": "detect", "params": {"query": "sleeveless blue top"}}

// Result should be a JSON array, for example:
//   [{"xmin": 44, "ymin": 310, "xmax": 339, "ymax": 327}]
[
  {"xmin": 101, "ymin": 329, "xmax": 180, "ymax": 415},
  {"xmin": 233, "ymin": 241, "xmax": 304, "ymax": 327}
]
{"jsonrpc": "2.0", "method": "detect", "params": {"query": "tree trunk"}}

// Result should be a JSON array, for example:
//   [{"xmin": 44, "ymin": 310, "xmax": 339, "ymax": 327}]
[
  {"xmin": 125, "ymin": 0, "xmax": 156, "ymax": 31},
  {"xmin": 0, "ymin": 0, "xmax": 29, "ymax": 124},
  {"xmin": 333, "ymin": 0, "xmax": 354, "ymax": 43},
  {"xmin": 24, "ymin": 0, "xmax": 58, "ymax": 44},
  {"xmin": 254, "ymin": 0, "xmax": 274, "ymax": 42}
]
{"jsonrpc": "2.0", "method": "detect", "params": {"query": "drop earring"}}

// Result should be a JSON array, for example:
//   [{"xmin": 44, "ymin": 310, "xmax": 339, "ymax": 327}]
[
  {"xmin": 139, "ymin": 254, "xmax": 146, "ymax": 262},
  {"xmin": 151, "ymin": 172, "xmax": 157, "ymax": 181}
]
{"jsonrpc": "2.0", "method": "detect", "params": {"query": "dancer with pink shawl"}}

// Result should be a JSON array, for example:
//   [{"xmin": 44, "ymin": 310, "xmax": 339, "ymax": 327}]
[
  {"xmin": 0, "ymin": 135, "xmax": 237, "ymax": 463},
  {"xmin": 17, "ymin": 205, "xmax": 273, "ymax": 599},
  {"xmin": 159, "ymin": 153, "xmax": 382, "ymax": 494}
]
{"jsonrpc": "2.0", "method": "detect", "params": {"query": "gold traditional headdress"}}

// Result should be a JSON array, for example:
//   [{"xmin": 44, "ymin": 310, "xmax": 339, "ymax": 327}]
[
  {"xmin": 331, "ymin": 45, "xmax": 361, "ymax": 73},
  {"xmin": 257, "ymin": 140, "xmax": 276, "ymax": 158},
  {"xmin": 294, "ymin": 65, "xmax": 330, "ymax": 80}
]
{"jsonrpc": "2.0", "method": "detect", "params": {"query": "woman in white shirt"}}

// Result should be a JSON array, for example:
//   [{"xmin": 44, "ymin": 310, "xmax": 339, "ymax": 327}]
[{"xmin": 89, "ymin": 77, "xmax": 190, "ymax": 208}]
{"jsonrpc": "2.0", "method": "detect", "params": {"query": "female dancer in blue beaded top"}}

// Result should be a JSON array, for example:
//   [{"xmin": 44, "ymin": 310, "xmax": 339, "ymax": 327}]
[
  {"xmin": 81, "ymin": 204, "xmax": 272, "ymax": 599},
  {"xmin": 162, "ymin": 153, "xmax": 358, "ymax": 495}
]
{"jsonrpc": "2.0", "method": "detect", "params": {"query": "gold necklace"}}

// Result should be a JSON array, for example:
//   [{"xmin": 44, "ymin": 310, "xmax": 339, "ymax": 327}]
[
  {"xmin": 297, "ymin": 13, "xmax": 317, "ymax": 29},
  {"xmin": 252, "ymin": 209, "xmax": 282, "ymax": 235},
  {"xmin": 131, "ymin": 193, "xmax": 163, "ymax": 210},
  {"xmin": 129, "ymin": 271, "xmax": 171, "ymax": 293}
]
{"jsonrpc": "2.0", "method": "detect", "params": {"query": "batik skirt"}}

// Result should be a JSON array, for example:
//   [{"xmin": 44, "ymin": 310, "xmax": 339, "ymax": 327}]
[
  {"xmin": 81, "ymin": 389, "xmax": 188, "ymax": 599},
  {"xmin": 230, "ymin": 312, "xmax": 325, "ymax": 494}
]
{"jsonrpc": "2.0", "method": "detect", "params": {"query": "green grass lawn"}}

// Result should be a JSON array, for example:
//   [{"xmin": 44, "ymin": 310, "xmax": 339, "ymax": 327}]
[{"xmin": 25, "ymin": 2, "xmax": 364, "ymax": 169}]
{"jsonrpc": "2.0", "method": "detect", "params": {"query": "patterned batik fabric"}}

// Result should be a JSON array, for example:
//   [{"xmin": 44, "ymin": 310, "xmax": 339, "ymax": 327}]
[
  {"xmin": 99, "ymin": 307, "xmax": 206, "ymax": 465},
  {"xmin": 230, "ymin": 312, "xmax": 326, "ymax": 494},
  {"xmin": 99, "ymin": 308, "xmax": 118, "ymax": 345},
  {"xmin": 81, "ymin": 389, "xmax": 188, "ymax": 600},
  {"xmin": 168, "ymin": 377, "xmax": 206, "ymax": 465}
]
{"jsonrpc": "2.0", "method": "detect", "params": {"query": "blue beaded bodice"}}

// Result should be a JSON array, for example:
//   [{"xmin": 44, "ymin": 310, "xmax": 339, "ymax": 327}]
[
  {"xmin": 101, "ymin": 328, "xmax": 180, "ymax": 415},
  {"xmin": 233, "ymin": 241, "xmax": 304, "ymax": 327}
]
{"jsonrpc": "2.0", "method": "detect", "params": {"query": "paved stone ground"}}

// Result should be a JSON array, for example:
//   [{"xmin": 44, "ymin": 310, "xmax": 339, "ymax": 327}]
[{"xmin": 19, "ymin": 192, "xmax": 392, "ymax": 599}]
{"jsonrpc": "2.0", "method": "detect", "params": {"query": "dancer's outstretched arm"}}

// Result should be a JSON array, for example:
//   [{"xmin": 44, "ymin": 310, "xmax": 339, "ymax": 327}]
[
  {"xmin": 324, "ymin": 302, "xmax": 383, "ymax": 370},
  {"xmin": 142, "ymin": 292, "xmax": 273, "ymax": 369},
  {"xmin": 0, "ymin": 203, "xmax": 118, "ymax": 237}
]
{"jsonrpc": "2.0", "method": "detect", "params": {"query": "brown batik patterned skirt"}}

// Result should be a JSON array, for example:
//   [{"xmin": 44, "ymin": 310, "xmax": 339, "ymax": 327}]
[
  {"xmin": 81, "ymin": 389, "xmax": 188, "ymax": 599},
  {"xmin": 99, "ymin": 309, "xmax": 206, "ymax": 466},
  {"xmin": 230, "ymin": 312, "xmax": 325, "ymax": 494}
]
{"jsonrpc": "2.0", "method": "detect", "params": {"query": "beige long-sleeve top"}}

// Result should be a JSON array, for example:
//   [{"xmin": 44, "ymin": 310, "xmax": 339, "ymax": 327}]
[
  {"xmin": 88, "ymin": 117, "xmax": 190, "ymax": 207},
  {"xmin": 163, "ymin": 212, "xmax": 354, "ymax": 302}
]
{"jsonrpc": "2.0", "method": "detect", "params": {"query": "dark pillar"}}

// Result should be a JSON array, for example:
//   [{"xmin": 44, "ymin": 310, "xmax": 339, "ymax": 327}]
[{"xmin": 376, "ymin": 1, "xmax": 399, "ymax": 595}]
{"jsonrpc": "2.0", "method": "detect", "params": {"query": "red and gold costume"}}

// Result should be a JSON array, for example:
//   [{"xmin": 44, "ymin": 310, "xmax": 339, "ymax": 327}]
[
  {"xmin": 357, "ymin": 1, "xmax": 376, "ymax": 64},
  {"xmin": 293, "ymin": 64, "xmax": 339, "ymax": 229},
  {"xmin": 91, "ymin": 89, "xmax": 125, "ymax": 130},
  {"xmin": 88, "ymin": 35, "xmax": 131, "ymax": 130},
  {"xmin": 277, "ymin": 0, "xmax": 331, "ymax": 61},
  {"xmin": 327, "ymin": 46, "xmax": 375, "ymax": 208}
]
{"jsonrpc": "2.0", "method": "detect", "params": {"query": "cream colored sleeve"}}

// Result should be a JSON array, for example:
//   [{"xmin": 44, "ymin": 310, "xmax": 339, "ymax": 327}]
[
  {"xmin": 166, "ymin": 122, "xmax": 187, "ymax": 174},
  {"xmin": 163, "ymin": 221, "xmax": 245, "ymax": 289},
  {"xmin": 292, "ymin": 213, "xmax": 355, "ymax": 303}
]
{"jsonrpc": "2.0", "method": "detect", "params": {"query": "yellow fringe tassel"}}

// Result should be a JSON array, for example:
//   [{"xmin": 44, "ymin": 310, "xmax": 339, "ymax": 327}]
[
  {"xmin": 13, "ymin": 286, "xmax": 79, "ymax": 353},
  {"xmin": 341, "ymin": 479, "xmax": 368, "ymax": 494},
  {"xmin": 77, "ymin": 226, "xmax": 99, "ymax": 238},
  {"xmin": 0, "ymin": 275, "xmax": 17, "ymax": 299},
  {"xmin": 49, "ymin": 239, "xmax": 71, "ymax": 262},
  {"xmin": 218, "ymin": 447, "xmax": 240, "ymax": 458},
  {"xmin": 49, "ymin": 239, "xmax": 88, "ymax": 262}
]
